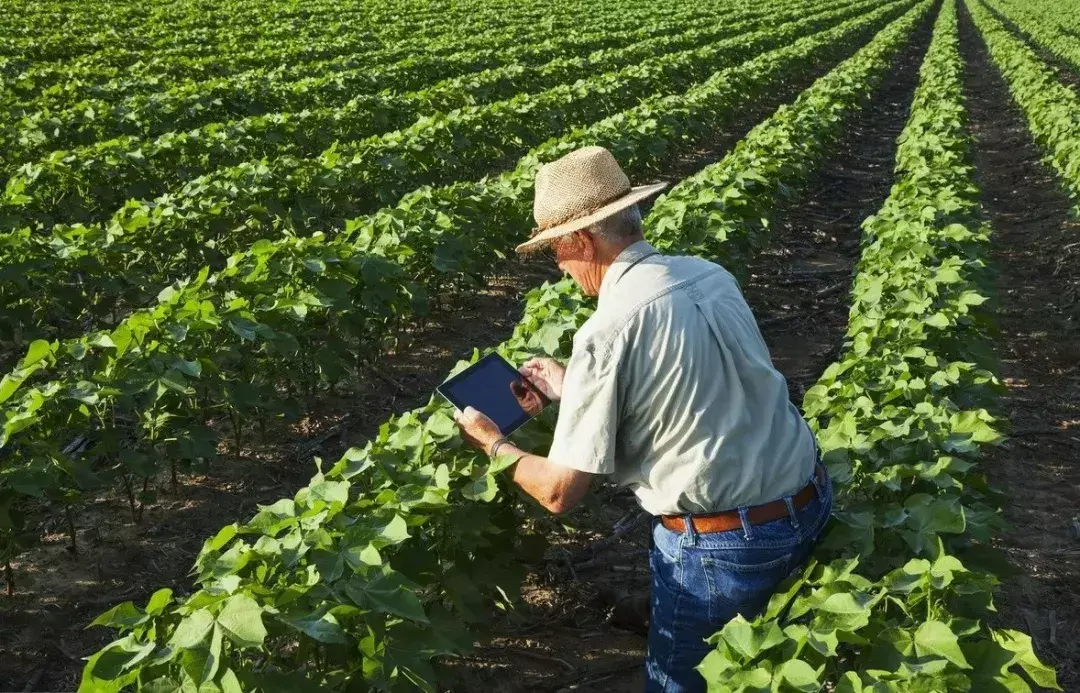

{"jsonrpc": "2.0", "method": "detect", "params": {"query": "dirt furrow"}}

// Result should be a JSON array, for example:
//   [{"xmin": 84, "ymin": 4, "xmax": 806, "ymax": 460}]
[
  {"xmin": 958, "ymin": 3, "xmax": 1080, "ymax": 689},
  {"xmin": 746, "ymin": 9, "xmax": 932, "ymax": 398}
]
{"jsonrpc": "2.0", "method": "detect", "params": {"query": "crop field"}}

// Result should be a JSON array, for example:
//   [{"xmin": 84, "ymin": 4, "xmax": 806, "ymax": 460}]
[{"xmin": 1, "ymin": 0, "xmax": 1078, "ymax": 690}]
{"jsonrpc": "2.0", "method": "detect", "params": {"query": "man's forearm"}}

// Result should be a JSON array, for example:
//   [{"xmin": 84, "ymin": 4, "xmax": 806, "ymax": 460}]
[{"xmin": 499, "ymin": 443, "xmax": 590, "ymax": 515}]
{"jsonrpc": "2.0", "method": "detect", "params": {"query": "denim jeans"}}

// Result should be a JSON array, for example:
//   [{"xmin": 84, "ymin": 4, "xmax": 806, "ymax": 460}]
[{"xmin": 645, "ymin": 464, "xmax": 833, "ymax": 693}]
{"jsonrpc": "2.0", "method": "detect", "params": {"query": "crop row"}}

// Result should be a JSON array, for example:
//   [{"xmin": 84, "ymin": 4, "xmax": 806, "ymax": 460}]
[
  {"xmin": 700, "ymin": 3, "xmax": 1060, "ymax": 689},
  {"xmin": 0, "ymin": 0, "xmax": 899, "ymax": 358},
  {"xmin": 0, "ymin": 0, "xmax": 572, "ymax": 71},
  {"xmin": 0, "ymin": 0, "xmax": 398, "ymax": 81},
  {"xmin": 0, "ymin": 0, "xmax": 826, "ymax": 226},
  {"xmin": 967, "ymin": 0, "xmax": 1080, "ymax": 214},
  {"xmin": 73, "ymin": 6, "xmax": 937, "ymax": 690},
  {"xmin": 1, "ymin": 0, "xmax": 736, "ymax": 168},
  {"xmin": 1021, "ymin": 0, "xmax": 1080, "ymax": 33},
  {"xmin": 983, "ymin": 0, "xmax": 1080, "ymax": 75},
  {"xmin": 2, "ymin": 0, "xmax": 735, "ymax": 125},
  {"xmin": 0, "ymin": 0, "xmax": 917, "ymax": 607}
]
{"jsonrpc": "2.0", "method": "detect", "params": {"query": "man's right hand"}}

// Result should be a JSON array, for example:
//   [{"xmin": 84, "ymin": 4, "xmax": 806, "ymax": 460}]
[{"xmin": 520, "ymin": 357, "xmax": 566, "ymax": 402}]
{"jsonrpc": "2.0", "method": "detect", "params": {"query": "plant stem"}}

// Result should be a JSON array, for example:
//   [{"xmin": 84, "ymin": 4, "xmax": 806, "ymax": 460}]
[
  {"xmin": 136, "ymin": 476, "xmax": 149, "ymax": 522},
  {"xmin": 66, "ymin": 505, "xmax": 78, "ymax": 555},
  {"xmin": 229, "ymin": 408, "xmax": 242, "ymax": 461},
  {"xmin": 122, "ymin": 475, "xmax": 138, "ymax": 523},
  {"xmin": 4, "ymin": 560, "xmax": 12, "ymax": 596}
]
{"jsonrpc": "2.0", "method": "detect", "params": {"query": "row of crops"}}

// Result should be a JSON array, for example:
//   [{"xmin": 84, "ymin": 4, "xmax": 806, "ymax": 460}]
[
  {"xmin": 0, "ymin": 0, "xmax": 912, "ymax": 556},
  {"xmin": 0, "ymin": 0, "xmax": 895, "ymax": 352},
  {"xmin": 1, "ymin": 0, "xmax": 1076, "ymax": 689}
]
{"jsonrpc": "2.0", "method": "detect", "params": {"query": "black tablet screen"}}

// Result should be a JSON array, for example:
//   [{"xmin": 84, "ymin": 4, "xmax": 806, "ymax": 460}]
[{"xmin": 440, "ymin": 354, "xmax": 543, "ymax": 434}]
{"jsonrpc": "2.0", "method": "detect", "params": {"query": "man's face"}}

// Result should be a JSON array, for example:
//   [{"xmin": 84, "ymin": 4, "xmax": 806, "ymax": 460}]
[{"xmin": 550, "ymin": 231, "xmax": 603, "ymax": 296}]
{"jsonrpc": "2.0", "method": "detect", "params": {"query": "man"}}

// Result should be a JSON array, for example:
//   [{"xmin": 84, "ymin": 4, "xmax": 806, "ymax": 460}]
[{"xmin": 454, "ymin": 146, "xmax": 832, "ymax": 693}]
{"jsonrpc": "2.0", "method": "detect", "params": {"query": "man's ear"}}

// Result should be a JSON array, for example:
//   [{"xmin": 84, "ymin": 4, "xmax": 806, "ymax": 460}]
[{"xmin": 575, "ymin": 230, "xmax": 595, "ymax": 261}]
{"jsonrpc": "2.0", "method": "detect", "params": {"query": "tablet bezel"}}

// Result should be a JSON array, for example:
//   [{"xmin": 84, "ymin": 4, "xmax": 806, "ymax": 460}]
[{"xmin": 437, "ymin": 352, "xmax": 541, "ymax": 435}]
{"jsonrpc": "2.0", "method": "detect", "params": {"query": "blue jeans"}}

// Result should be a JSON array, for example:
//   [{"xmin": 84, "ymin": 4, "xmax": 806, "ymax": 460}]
[{"xmin": 645, "ymin": 465, "xmax": 833, "ymax": 693}]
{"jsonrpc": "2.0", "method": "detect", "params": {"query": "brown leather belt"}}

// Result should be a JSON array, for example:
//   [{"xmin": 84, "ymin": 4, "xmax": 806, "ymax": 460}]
[{"xmin": 660, "ymin": 465, "xmax": 825, "ymax": 534}]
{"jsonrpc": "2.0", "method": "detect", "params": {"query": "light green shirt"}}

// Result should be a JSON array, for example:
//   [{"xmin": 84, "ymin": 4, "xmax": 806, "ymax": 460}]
[{"xmin": 547, "ymin": 241, "xmax": 817, "ymax": 515}]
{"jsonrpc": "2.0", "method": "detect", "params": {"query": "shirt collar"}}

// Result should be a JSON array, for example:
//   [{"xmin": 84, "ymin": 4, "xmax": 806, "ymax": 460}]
[{"xmin": 598, "ymin": 240, "xmax": 658, "ymax": 303}]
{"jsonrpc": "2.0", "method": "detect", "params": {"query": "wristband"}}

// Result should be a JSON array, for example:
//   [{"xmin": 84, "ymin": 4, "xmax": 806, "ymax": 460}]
[{"xmin": 489, "ymin": 437, "xmax": 511, "ymax": 458}]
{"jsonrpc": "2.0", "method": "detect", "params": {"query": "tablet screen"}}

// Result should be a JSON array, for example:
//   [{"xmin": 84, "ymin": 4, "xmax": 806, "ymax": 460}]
[{"xmin": 438, "ymin": 353, "xmax": 546, "ymax": 434}]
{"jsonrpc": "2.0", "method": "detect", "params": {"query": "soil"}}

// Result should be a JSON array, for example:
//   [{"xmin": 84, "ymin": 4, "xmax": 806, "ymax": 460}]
[{"xmin": 958, "ymin": 6, "xmax": 1080, "ymax": 690}]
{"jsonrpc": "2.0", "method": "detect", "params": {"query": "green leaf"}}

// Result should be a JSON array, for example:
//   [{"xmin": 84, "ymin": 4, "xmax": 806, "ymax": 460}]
[
  {"xmin": 378, "ymin": 514, "xmax": 410, "ymax": 545},
  {"xmin": 282, "ymin": 611, "xmax": 350, "ymax": 644},
  {"xmin": 202, "ymin": 622, "xmax": 224, "ymax": 683},
  {"xmin": 716, "ymin": 615, "xmax": 785, "ymax": 660},
  {"xmin": 168, "ymin": 609, "xmax": 215, "ymax": 649},
  {"xmin": 220, "ymin": 669, "xmax": 243, "ymax": 693},
  {"xmin": 79, "ymin": 637, "xmax": 143, "ymax": 691},
  {"xmin": 460, "ymin": 474, "xmax": 498, "ymax": 502},
  {"xmin": 949, "ymin": 409, "xmax": 1002, "ymax": 444},
  {"xmin": 344, "ymin": 542, "xmax": 382, "ymax": 570},
  {"xmin": 309, "ymin": 479, "xmax": 349, "ymax": 505},
  {"xmin": 23, "ymin": 339, "xmax": 53, "ymax": 367},
  {"xmin": 924, "ymin": 312, "xmax": 950, "ymax": 328},
  {"xmin": 994, "ymin": 629, "xmax": 1062, "ymax": 689},
  {"xmin": 696, "ymin": 648, "xmax": 737, "ymax": 682},
  {"xmin": 779, "ymin": 659, "xmax": 822, "ymax": 692},
  {"xmin": 216, "ymin": 594, "xmax": 267, "ymax": 649},
  {"xmin": 205, "ymin": 524, "xmax": 238, "ymax": 553},
  {"xmin": 89, "ymin": 601, "xmax": 148, "ymax": 630},
  {"xmin": 347, "ymin": 570, "xmax": 429, "ymax": 623},
  {"xmin": 0, "ymin": 374, "xmax": 24, "ymax": 404},
  {"xmin": 914, "ymin": 620, "xmax": 971, "ymax": 669},
  {"xmin": 835, "ymin": 671, "xmax": 866, "ymax": 693}
]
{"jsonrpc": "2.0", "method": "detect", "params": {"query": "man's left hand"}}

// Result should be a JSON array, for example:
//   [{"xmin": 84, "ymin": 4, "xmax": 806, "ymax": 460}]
[{"xmin": 454, "ymin": 406, "xmax": 504, "ymax": 455}]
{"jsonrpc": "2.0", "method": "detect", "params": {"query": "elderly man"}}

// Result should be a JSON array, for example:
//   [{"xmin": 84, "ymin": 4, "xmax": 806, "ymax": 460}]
[{"xmin": 454, "ymin": 146, "xmax": 832, "ymax": 692}]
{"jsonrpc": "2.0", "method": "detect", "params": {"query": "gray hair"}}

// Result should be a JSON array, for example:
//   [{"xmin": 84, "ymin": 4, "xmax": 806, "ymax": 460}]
[{"xmin": 589, "ymin": 204, "xmax": 644, "ymax": 243}]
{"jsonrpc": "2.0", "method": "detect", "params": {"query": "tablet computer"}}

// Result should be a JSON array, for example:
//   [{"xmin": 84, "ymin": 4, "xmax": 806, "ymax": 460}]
[{"xmin": 437, "ymin": 353, "xmax": 549, "ymax": 435}]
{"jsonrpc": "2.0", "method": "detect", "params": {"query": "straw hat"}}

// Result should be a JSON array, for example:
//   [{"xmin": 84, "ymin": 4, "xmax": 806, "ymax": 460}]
[{"xmin": 516, "ymin": 146, "xmax": 667, "ymax": 254}]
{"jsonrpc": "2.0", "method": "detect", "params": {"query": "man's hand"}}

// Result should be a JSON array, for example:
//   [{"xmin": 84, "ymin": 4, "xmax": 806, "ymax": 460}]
[
  {"xmin": 453, "ymin": 406, "xmax": 505, "ymax": 455},
  {"xmin": 509, "ymin": 379, "xmax": 545, "ymax": 416},
  {"xmin": 520, "ymin": 357, "xmax": 566, "ymax": 402},
  {"xmin": 454, "ymin": 404, "xmax": 592, "ymax": 515}
]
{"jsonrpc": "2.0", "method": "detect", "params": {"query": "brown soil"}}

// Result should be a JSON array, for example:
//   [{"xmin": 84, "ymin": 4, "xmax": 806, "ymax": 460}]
[{"xmin": 959, "ymin": 6, "xmax": 1080, "ymax": 690}]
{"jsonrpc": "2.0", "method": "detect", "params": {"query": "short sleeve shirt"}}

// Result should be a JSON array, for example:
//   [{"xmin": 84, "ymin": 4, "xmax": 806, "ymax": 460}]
[{"xmin": 546, "ymin": 241, "xmax": 817, "ymax": 515}]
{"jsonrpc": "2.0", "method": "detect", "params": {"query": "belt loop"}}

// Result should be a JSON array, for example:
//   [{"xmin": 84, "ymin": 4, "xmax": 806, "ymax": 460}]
[
  {"xmin": 681, "ymin": 515, "xmax": 698, "ymax": 546},
  {"xmin": 783, "ymin": 495, "xmax": 800, "ymax": 530},
  {"xmin": 810, "ymin": 464, "xmax": 825, "ymax": 499},
  {"xmin": 737, "ymin": 507, "xmax": 752, "ymax": 541}
]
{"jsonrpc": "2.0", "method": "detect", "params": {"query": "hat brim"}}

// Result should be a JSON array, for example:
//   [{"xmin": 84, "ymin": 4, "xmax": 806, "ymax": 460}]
[{"xmin": 515, "ymin": 181, "xmax": 668, "ymax": 254}]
